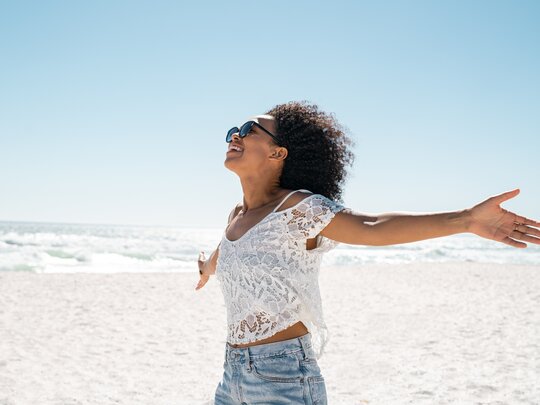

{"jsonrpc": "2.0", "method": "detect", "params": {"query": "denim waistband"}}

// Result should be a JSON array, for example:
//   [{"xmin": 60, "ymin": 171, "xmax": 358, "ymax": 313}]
[{"xmin": 225, "ymin": 332, "xmax": 316, "ymax": 364}]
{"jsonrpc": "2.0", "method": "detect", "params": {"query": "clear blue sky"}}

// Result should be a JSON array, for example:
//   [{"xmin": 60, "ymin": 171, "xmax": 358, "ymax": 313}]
[{"xmin": 1, "ymin": 0, "xmax": 538, "ymax": 228}]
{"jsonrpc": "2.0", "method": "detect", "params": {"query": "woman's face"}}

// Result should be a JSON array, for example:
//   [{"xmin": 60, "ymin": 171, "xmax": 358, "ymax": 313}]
[{"xmin": 224, "ymin": 114, "xmax": 286, "ymax": 176}]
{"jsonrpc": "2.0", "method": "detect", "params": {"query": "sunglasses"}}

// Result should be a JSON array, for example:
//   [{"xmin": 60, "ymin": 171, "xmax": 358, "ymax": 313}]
[{"xmin": 226, "ymin": 121, "xmax": 281, "ymax": 146}]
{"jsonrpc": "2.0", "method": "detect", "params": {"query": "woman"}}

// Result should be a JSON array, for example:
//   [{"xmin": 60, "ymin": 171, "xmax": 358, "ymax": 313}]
[{"xmin": 195, "ymin": 101, "xmax": 540, "ymax": 405}]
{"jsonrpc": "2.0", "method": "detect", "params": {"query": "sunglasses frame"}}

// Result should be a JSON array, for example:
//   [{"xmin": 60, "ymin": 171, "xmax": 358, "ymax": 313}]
[{"xmin": 226, "ymin": 121, "xmax": 282, "ymax": 146}]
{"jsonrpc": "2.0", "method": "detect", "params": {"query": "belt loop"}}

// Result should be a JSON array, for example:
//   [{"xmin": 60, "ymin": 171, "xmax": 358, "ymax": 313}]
[
  {"xmin": 299, "ymin": 334, "xmax": 309, "ymax": 360},
  {"xmin": 245, "ymin": 348, "xmax": 252, "ymax": 371}
]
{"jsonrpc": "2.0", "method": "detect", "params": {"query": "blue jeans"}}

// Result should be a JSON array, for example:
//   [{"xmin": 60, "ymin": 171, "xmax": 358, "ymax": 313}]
[{"xmin": 213, "ymin": 332, "xmax": 327, "ymax": 404}]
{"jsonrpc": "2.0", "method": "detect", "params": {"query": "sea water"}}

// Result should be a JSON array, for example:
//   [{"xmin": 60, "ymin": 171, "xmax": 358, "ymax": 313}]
[{"xmin": 1, "ymin": 220, "xmax": 539, "ymax": 274}]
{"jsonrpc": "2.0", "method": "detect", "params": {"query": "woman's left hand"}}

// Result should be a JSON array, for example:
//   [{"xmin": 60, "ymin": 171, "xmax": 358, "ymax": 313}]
[
  {"xmin": 468, "ymin": 188, "xmax": 540, "ymax": 248},
  {"xmin": 195, "ymin": 251, "xmax": 210, "ymax": 290}
]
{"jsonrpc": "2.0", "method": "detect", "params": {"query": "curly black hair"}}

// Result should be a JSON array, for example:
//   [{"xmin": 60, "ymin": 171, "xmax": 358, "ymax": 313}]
[{"xmin": 265, "ymin": 100, "xmax": 355, "ymax": 203}]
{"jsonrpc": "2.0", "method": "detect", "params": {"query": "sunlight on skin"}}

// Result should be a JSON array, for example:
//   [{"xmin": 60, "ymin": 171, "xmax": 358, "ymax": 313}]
[
  {"xmin": 195, "ymin": 112, "xmax": 539, "ymax": 291},
  {"xmin": 468, "ymin": 188, "xmax": 540, "ymax": 248},
  {"xmin": 196, "ymin": 188, "xmax": 540, "ymax": 290}
]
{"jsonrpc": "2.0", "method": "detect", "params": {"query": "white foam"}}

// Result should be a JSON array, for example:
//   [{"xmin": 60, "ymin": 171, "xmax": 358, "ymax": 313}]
[{"xmin": 1, "ymin": 221, "xmax": 539, "ymax": 273}]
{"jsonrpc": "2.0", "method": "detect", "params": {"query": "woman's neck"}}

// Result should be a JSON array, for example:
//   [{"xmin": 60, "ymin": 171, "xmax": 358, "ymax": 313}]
[{"xmin": 239, "ymin": 178, "xmax": 284, "ymax": 213}]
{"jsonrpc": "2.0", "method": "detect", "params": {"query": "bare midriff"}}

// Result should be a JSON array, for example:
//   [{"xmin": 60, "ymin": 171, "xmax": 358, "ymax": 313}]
[{"xmin": 228, "ymin": 321, "xmax": 309, "ymax": 348}]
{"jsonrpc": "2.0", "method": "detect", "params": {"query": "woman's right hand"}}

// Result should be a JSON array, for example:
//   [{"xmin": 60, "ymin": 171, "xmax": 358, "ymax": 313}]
[{"xmin": 195, "ymin": 251, "xmax": 210, "ymax": 290}]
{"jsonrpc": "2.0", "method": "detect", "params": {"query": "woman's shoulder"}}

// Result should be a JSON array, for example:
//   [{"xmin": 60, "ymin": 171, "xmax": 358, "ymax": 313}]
[
  {"xmin": 274, "ymin": 189, "xmax": 315, "ymax": 212},
  {"xmin": 227, "ymin": 203, "xmax": 243, "ymax": 224}
]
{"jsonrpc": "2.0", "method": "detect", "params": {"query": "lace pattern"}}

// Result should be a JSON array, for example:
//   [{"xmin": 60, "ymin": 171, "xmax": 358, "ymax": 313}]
[{"xmin": 216, "ymin": 192, "xmax": 350, "ymax": 359}]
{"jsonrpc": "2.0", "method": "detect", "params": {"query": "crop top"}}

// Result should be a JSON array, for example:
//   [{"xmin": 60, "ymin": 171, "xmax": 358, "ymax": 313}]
[{"xmin": 215, "ymin": 189, "xmax": 352, "ymax": 359}]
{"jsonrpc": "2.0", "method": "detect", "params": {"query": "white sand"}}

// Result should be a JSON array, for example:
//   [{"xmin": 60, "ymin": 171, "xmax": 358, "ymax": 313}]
[{"xmin": 1, "ymin": 262, "xmax": 539, "ymax": 405}]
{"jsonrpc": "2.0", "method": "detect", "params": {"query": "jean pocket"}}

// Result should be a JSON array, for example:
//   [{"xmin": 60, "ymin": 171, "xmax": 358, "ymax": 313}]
[
  {"xmin": 250, "ymin": 353, "xmax": 304, "ymax": 383},
  {"xmin": 300, "ymin": 357, "xmax": 323, "ymax": 377},
  {"xmin": 307, "ymin": 376, "xmax": 327, "ymax": 405}
]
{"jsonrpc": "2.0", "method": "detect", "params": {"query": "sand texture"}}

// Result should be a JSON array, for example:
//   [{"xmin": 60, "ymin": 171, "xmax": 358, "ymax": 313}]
[{"xmin": 1, "ymin": 262, "xmax": 539, "ymax": 404}]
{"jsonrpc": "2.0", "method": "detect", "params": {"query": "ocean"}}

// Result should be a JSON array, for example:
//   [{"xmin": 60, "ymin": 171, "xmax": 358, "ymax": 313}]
[{"xmin": 1, "ymin": 220, "xmax": 539, "ymax": 274}]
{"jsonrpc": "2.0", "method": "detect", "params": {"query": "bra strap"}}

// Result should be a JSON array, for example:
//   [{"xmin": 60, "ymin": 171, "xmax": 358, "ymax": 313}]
[{"xmin": 272, "ymin": 189, "xmax": 312, "ymax": 213}]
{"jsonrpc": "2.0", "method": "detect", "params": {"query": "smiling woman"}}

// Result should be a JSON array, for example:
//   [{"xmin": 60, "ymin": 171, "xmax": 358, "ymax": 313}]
[{"xmin": 195, "ymin": 100, "xmax": 540, "ymax": 405}]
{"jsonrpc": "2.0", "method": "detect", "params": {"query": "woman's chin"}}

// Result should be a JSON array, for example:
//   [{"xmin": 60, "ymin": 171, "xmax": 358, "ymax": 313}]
[{"xmin": 224, "ymin": 157, "xmax": 241, "ymax": 171}]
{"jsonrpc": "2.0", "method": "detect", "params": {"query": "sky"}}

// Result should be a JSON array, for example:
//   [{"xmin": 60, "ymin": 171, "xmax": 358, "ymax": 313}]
[{"xmin": 1, "ymin": 0, "xmax": 538, "ymax": 228}]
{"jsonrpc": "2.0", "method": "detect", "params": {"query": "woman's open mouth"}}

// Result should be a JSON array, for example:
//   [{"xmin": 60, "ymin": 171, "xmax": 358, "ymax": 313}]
[{"xmin": 227, "ymin": 144, "xmax": 244, "ymax": 153}]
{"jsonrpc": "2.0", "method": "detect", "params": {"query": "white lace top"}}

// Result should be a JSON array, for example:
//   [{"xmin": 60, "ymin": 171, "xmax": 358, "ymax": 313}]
[{"xmin": 215, "ymin": 189, "xmax": 351, "ymax": 359}]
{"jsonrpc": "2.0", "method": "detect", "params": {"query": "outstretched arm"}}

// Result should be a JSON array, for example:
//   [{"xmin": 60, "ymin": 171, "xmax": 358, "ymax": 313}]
[{"xmin": 321, "ymin": 188, "xmax": 540, "ymax": 248}]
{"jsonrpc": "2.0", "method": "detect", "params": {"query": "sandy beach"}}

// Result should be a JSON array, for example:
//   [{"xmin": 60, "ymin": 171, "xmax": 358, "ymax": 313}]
[{"xmin": 1, "ymin": 262, "xmax": 539, "ymax": 405}]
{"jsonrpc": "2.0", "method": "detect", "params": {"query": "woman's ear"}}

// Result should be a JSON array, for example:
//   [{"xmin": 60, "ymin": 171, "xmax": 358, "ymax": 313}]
[{"xmin": 271, "ymin": 147, "xmax": 288, "ymax": 160}]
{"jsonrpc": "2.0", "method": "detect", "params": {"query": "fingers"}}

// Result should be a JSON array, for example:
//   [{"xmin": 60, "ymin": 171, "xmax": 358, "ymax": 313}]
[
  {"xmin": 513, "ymin": 213, "xmax": 540, "ymax": 228},
  {"xmin": 198, "ymin": 251, "xmax": 206, "ymax": 262},
  {"xmin": 492, "ymin": 188, "xmax": 520, "ymax": 204},
  {"xmin": 195, "ymin": 275, "xmax": 209, "ymax": 290},
  {"xmin": 510, "ymin": 230, "xmax": 540, "ymax": 245},
  {"xmin": 195, "ymin": 251, "xmax": 208, "ymax": 290},
  {"xmin": 198, "ymin": 251, "xmax": 206, "ymax": 273},
  {"xmin": 500, "ymin": 236, "xmax": 527, "ymax": 248},
  {"xmin": 514, "ymin": 224, "xmax": 540, "ymax": 238}
]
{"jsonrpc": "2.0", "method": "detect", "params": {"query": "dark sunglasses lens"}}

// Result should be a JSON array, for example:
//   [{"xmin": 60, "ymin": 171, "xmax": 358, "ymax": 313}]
[
  {"xmin": 226, "ymin": 127, "xmax": 239, "ymax": 143},
  {"xmin": 239, "ymin": 121, "xmax": 254, "ymax": 137}
]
